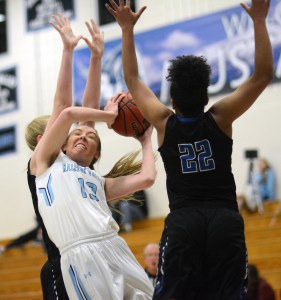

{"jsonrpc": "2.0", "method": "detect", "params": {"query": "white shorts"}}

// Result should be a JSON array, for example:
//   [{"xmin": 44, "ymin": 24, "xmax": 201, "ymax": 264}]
[{"xmin": 60, "ymin": 232, "xmax": 153, "ymax": 300}]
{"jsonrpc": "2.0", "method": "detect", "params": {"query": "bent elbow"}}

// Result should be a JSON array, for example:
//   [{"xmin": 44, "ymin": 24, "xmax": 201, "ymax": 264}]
[
  {"xmin": 143, "ymin": 176, "xmax": 155, "ymax": 189},
  {"xmin": 264, "ymin": 63, "xmax": 274, "ymax": 82},
  {"xmin": 267, "ymin": 70, "xmax": 274, "ymax": 83},
  {"xmin": 261, "ymin": 73, "xmax": 274, "ymax": 88},
  {"xmin": 262, "ymin": 67, "xmax": 274, "ymax": 84},
  {"xmin": 62, "ymin": 107, "xmax": 74, "ymax": 118},
  {"xmin": 253, "ymin": 69, "xmax": 274, "ymax": 89},
  {"xmin": 59, "ymin": 107, "xmax": 76, "ymax": 124}
]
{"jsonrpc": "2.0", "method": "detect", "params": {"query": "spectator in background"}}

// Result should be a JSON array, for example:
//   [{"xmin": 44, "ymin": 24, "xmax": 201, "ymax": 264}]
[
  {"xmin": 256, "ymin": 158, "xmax": 276, "ymax": 201},
  {"xmin": 237, "ymin": 193, "xmax": 258, "ymax": 213},
  {"xmin": 111, "ymin": 190, "xmax": 148, "ymax": 232},
  {"xmin": 246, "ymin": 264, "xmax": 276, "ymax": 300},
  {"xmin": 143, "ymin": 243, "xmax": 159, "ymax": 287},
  {"xmin": 238, "ymin": 157, "xmax": 276, "ymax": 214}
]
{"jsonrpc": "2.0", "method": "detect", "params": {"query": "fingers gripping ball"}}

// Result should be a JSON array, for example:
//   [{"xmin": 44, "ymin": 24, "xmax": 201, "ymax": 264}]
[{"xmin": 112, "ymin": 92, "xmax": 150, "ymax": 137}]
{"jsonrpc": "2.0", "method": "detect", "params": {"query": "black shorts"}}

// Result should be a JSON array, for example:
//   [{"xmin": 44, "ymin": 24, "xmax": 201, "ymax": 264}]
[
  {"xmin": 153, "ymin": 207, "xmax": 247, "ymax": 300},
  {"xmin": 41, "ymin": 258, "xmax": 69, "ymax": 300}
]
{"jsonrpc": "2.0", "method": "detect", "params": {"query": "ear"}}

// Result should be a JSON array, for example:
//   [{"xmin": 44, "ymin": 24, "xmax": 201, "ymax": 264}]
[
  {"xmin": 36, "ymin": 135, "xmax": 43, "ymax": 143},
  {"xmin": 62, "ymin": 143, "xmax": 67, "ymax": 153},
  {"xmin": 94, "ymin": 151, "xmax": 101, "ymax": 160}
]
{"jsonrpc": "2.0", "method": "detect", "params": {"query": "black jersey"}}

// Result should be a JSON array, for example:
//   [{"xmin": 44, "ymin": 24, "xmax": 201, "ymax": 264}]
[
  {"xmin": 158, "ymin": 111, "xmax": 237, "ymax": 211},
  {"xmin": 27, "ymin": 160, "xmax": 60, "ymax": 260}
]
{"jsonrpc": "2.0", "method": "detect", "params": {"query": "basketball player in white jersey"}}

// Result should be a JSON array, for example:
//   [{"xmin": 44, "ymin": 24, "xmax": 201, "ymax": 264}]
[
  {"xmin": 34, "ymin": 96, "xmax": 155, "ymax": 300},
  {"xmin": 27, "ymin": 15, "xmax": 106, "ymax": 299}
]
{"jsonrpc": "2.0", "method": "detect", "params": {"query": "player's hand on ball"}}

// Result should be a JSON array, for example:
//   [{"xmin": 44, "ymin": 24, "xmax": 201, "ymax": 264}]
[
  {"xmin": 135, "ymin": 125, "xmax": 153, "ymax": 144},
  {"xmin": 104, "ymin": 92, "xmax": 126, "ymax": 128},
  {"xmin": 111, "ymin": 91, "xmax": 150, "ymax": 137}
]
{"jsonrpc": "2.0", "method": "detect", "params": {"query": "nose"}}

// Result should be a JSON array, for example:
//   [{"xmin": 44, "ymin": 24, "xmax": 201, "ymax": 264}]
[{"xmin": 79, "ymin": 135, "xmax": 86, "ymax": 141}]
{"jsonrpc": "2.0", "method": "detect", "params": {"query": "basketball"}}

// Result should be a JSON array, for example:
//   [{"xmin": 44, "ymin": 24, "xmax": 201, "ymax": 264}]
[{"xmin": 111, "ymin": 92, "xmax": 150, "ymax": 137}]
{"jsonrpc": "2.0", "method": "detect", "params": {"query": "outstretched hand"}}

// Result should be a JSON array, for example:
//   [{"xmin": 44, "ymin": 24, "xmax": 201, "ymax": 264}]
[
  {"xmin": 50, "ymin": 14, "xmax": 82, "ymax": 50},
  {"xmin": 82, "ymin": 19, "xmax": 104, "ymax": 59},
  {"xmin": 240, "ymin": 0, "xmax": 270, "ymax": 21},
  {"xmin": 105, "ymin": 0, "xmax": 146, "ymax": 28}
]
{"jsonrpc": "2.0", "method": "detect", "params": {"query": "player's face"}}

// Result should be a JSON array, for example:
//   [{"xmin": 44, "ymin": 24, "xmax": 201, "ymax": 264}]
[{"xmin": 63, "ymin": 126, "xmax": 100, "ymax": 167}]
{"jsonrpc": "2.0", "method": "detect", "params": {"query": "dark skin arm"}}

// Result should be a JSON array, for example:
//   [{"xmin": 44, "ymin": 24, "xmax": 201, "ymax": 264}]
[
  {"xmin": 106, "ymin": 0, "xmax": 173, "ymax": 147},
  {"xmin": 107, "ymin": 0, "xmax": 273, "ymax": 143}
]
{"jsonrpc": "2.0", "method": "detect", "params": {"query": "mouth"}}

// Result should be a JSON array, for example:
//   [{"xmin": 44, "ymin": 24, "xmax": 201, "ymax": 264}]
[{"xmin": 75, "ymin": 143, "xmax": 87, "ymax": 150}]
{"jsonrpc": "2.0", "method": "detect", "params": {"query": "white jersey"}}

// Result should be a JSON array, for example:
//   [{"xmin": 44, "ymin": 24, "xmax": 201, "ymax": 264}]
[
  {"xmin": 36, "ymin": 152, "xmax": 153, "ymax": 299},
  {"xmin": 36, "ymin": 151, "xmax": 119, "ymax": 249}
]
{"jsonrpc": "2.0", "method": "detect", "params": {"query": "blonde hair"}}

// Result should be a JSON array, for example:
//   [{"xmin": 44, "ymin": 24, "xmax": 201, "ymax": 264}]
[
  {"xmin": 259, "ymin": 157, "xmax": 271, "ymax": 170},
  {"xmin": 25, "ymin": 115, "xmax": 50, "ymax": 151},
  {"xmin": 104, "ymin": 151, "xmax": 142, "ymax": 202},
  {"xmin": 105, "ymin": 151, "xmax": 142, "ymax": 178},
  {"xmin": 105, "ymin": 150, "xmax": 157, "ymax": 203}
]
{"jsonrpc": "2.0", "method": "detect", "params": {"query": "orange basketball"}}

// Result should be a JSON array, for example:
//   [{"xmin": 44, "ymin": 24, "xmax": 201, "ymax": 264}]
[{"xmin": 111, "ymin": 92, "xmax": 150, "ymax": 137}]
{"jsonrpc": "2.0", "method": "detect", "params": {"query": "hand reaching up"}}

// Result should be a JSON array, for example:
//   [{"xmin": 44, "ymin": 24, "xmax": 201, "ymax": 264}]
[
  {"xmin": 50, "ymin": 14, "xmax": 82, "ymax": 50},
  {"xmin": 82, "ymin": 19, "xmax": 104, "ymax": 59},
  {"xmin": 240, "ymin": 0, "xmax": 270, "ymax": 21},
  {"xmin": 105, "ymin": 0, "xmax": 146, "ymax": 29}
]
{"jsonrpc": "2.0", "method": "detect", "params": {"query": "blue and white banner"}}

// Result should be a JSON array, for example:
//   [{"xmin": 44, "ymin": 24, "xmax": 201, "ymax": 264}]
[
  {"xmin": 0, "ymin": 67, "xmax": 18, "ymax": 114},
  {"xmin": 74, "ymin": 0, "xmax": 281, "ymax": 107},
  {"xmin": 0, "ymin": 125, "xmax": 16, "ymax": 157}
]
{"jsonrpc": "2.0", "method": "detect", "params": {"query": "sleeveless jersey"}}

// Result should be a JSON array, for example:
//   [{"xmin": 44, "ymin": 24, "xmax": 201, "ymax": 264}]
[
  {"xmin": 27, "ymin": 160, "xmax": 60, "ymax": 260},
  {"xmin": 158, "ymin": 112, "xmax": 237, "ymax": 211},
  {"xmin": 36, "ymin": 152, "xmax": 119, "ymax": 250}
]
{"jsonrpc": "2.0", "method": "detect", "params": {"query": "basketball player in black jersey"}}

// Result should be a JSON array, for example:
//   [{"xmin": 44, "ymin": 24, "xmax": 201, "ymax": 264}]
[
  {"xmin": 25, "ymin": 15, "xmax": 104, "ymax": 299},
  {"xmin": 107, "ymin": 0, "xmax": 273, "ymax": 299}
]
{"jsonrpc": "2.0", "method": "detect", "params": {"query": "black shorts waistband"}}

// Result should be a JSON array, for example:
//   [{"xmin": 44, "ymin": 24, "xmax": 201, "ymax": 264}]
[{"xmin": 170, "ymin": 200, "xmax": 239, "ymax": 212}]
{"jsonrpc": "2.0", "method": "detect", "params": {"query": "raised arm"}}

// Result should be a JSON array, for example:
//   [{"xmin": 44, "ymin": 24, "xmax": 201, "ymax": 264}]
[
  {"xmin": 210, "ymin": 0, "xmax": 273, "ymax": 136},
  {"xmin": 30, "ymin": 15, "xmax": 81, "ymax": 173},
  {"xmin": 35, "ymin": 105, "xmax": 118, "ymax": 178},
  {"xmin": 80, "ymin": 19, "xmax": 104, "ymax": 127},
  {"xmin": 104, "ymin": 126, "xmax": 156, "ymax": 201},
  {"xmin": 46, "ymin": 14, "xmax": 82, "ymax": 132},
  {"xmin": 106, "ymin": 0, "xmax": 173, "ymax": 143}
]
